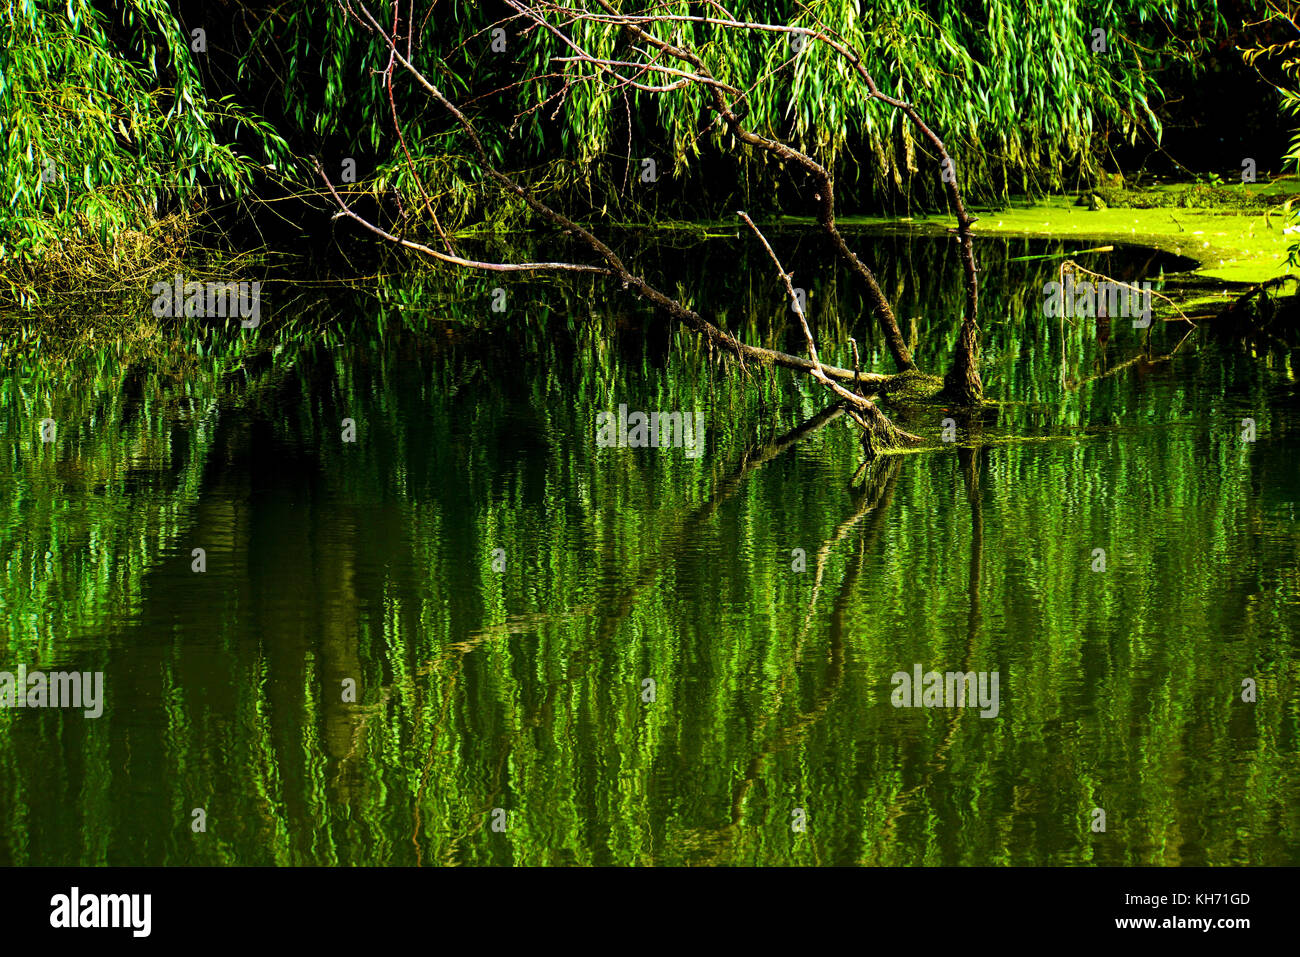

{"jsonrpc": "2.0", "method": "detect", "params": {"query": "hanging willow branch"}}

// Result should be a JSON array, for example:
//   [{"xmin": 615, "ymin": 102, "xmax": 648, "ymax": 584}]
[
  {"xmin": 515, "ymin": 0, "xmax": 918, "ymax": 376},
  {"xmin": 323, "ymin": 0, "xmax": 914, "ymax": 457},
  {"xmin": 518, "ymin": 0, "xmax": 984, "ymax": 400}
]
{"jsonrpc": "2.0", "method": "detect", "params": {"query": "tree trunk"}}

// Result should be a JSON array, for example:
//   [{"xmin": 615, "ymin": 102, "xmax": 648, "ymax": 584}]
[
  {"xmin": 941, "ymin": 319, "xmax": 983, "ymax": 406},
  {"xmin": 852, "ymin": 401, "xmax": 921, "ymax": 460}
]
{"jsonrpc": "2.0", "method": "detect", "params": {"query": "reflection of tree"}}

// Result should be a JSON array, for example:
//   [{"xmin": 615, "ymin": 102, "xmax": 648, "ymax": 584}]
[
  {"xmin": 876, "ymin": 446, "xmax": 986, "ymax": 859},
  {"xmin": 411, "ymin": 400, "xmax": 887, "ymax": 862},
  {"xmin": 701, "ymin": 456, "xmax": 902, "ymax": 863},
  {"xmin": 0, "ymin": 333, "xmax": 314, "ymax": 864}
]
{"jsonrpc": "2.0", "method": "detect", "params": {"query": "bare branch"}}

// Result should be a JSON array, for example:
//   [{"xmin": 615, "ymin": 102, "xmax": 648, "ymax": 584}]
[
  {"xmin": 314, "ymin": 158, "xmax": 610, "ymax": 275},
  {"xmin": 738, "ymin": 211, "xmax": 914, "ymax": 432}
]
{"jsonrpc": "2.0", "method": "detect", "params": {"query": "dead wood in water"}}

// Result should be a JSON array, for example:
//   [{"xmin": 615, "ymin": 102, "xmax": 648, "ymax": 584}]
[{"xmin": 740, "ymin": 211, "xmax": 921, "ymax": 457}]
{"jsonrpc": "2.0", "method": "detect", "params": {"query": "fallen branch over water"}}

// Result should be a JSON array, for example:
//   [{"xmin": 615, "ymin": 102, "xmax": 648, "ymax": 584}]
[
  {"xmin": 739, "ymin": 211, "xmax": 921, "ymax": 455},
  {"xmin": 319, "ymin": 0, "xmax": 925, "ymax": 459}
]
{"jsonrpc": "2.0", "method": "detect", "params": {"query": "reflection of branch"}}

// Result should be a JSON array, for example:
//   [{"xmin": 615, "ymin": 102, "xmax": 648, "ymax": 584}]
[
  {"xmin": 1066, "ymin": 351, "xmax": 1171, "ymax": 392},
  {"xmin": 874, "ymin": 451, "xmax": 987, "ymax": 863},
  {"xmin": 792, "ymin": 476, "xmax": 888, "ymax": 646},
  {"xmin": 412, "ymin": 402, "xmax": 860, "ymax": 858},
  {"xmin": 707, "ymin": 457, "xmax": 901, "ymax": 862},
  {"xmin": 584, "ymin": 402, "xmax": 851, "ymax": 648},
  {"xmin": 420, "ymin": 403, "xmax": 848, "ymax": 671}
]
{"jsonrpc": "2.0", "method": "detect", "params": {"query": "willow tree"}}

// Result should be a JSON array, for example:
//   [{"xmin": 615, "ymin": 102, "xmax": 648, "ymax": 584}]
[
  {"xmin": 0, "ymin": 0, "xmax": 289, "ymax": 290},
  {"xmin": 314, "ymin": 0, "xmax": 992, "ymax": 463},
  {"xmin": 244, "ymin": 0, "xmax": 1221, "ymax": 221}
]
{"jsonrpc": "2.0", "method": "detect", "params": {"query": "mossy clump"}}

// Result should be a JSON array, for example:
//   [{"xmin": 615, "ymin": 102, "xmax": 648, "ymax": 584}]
[
  {"xmin": 878, "ymin": 368, "xmax": 944, "ymax": 403},
  {"xmin": 1081, "ymin": 182, "xmax": 1300, "ymax": 211}
]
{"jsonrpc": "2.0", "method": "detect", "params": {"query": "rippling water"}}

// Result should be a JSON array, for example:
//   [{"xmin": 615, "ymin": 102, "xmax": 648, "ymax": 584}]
[{"xmin": 1, "ymin": 231, "xmax": 1297, "ymax": 864}]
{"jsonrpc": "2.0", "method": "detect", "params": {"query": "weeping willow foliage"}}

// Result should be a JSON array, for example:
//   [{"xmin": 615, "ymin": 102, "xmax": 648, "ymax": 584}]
[
  {"xmin": 522, "ymin": 0, "xmax": 1222, "ymax": 200},
  {"xmin": 0, "ymin": 0, "xmax": 289, "ymax": 272},
  {"xmin": 1240, "ymin": 1, "xmax": 1300, "ymax": 267},
  {"xmin": 0, "ymin": 0, "xmax": 1237, "ymax": 272},
  {"xmin": 242, "ymin": 0, "xmax": 1223, "ymax": 226}
]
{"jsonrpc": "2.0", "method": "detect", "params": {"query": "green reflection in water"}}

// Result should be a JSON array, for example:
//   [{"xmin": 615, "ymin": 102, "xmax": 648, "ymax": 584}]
[{"xmin": 1, "ymin": 232, "xmax": 1297, "ymax": 865}]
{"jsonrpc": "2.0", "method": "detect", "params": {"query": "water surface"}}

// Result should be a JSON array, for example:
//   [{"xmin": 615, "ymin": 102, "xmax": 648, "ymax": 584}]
[{"xmin": 1, "ymin": 231, "xmax": 1297, "ymax": 865}]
